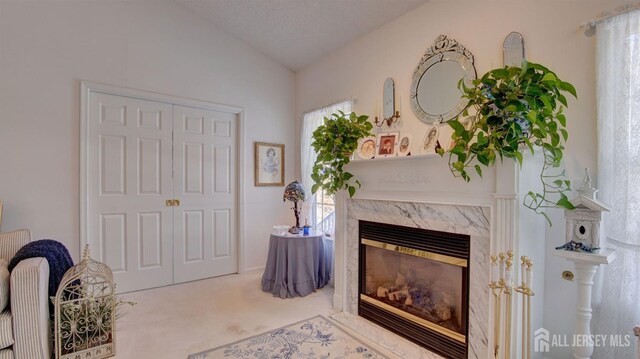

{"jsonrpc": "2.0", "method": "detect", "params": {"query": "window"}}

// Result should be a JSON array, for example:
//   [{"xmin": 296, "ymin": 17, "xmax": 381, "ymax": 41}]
[
  {"xmin": 301, "ymin": 100, "xmax": 353, "ymax": 236},
  {"xmin": 597, "ymin": 16, "xmax": 640, "ymax": 248},
  {"xmin": 592, "ymin": 11, "xmax": 640, "ymax": 358},
  {"xmin": 315, "ymin": 187, "xmax": 335, "ymax": 236}
]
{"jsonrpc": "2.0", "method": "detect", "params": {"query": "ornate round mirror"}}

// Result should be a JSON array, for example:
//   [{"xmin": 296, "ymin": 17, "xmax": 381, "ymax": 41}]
[{"xmin": 410, "ymin": 35, "xmax": 476, "ymax": 124}]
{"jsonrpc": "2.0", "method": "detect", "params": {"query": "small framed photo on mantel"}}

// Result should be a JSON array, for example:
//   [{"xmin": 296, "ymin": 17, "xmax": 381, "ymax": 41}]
[
  {"xmin": 376, "ymin": 132, "xmax": 399, "ymax": 158},
  {"xmin": 398, "ymin": 133, "xmax": 412, "ymax": 157},
  {"xmin": 255, "ymin": 142, "xmax": 285, "ymax": 186},
  {"xmin": 357, "ymin": 136, "xmax": 377, "ymax": 160}
]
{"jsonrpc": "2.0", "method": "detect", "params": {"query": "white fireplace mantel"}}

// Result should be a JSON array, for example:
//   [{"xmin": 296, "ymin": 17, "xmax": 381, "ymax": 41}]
[{"xmin": 332, "ymin": 152, "xmax": 547, "ymax": 358}]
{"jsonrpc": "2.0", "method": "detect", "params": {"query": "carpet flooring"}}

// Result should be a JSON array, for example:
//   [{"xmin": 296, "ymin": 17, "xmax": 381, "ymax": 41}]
[{"xmin": 115, "ymin": 271, "xmax": 336, "ymax": 358}]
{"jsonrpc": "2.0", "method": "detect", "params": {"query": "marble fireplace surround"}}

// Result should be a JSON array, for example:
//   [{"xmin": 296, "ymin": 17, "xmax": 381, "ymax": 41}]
[{"xmin": 340, "ymin": 198, "xmax": 491, "ymax": 358}]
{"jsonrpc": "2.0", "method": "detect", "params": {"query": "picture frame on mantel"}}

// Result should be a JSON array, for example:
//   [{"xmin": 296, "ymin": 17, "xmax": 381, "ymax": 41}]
[
  {"xmin": 357, "ymin": 136, "xmax": 377, "ymax": 160},
  {"xmin": 419, "ymin": 125, "xmax": 439, "ymax": 154},
  {"xmin": 376, "ymin": 132, "xmax": 399, "ymax": 158},
  {"xmin": 254, "ymin": 142, "xmax": 285, "ymax": 186},
  {"xmin": 398, "ymin": 133, "xmax": 412, "ymax": 157}
]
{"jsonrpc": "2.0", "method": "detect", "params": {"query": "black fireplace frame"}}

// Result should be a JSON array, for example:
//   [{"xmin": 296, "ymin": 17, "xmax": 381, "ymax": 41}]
[{"xmin": 358, "ymin": 220, "xmax": 470, "ymax": 359}]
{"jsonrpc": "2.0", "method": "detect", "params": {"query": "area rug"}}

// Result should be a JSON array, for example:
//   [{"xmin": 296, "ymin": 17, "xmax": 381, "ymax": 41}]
[{"xmin": 188, "ymin": 315, "xmax": 389, "ymax": 358}]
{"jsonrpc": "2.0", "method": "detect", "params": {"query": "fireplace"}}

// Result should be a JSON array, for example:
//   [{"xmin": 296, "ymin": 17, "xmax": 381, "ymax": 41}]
[{"xmin": 358, "ymin": 220, "xmax": 470, "ymax": 358}]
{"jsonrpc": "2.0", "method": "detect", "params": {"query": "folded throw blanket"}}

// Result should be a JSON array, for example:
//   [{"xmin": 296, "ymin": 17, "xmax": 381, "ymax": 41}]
[{"xmin": 8, "ymin": 239, "xmax": 74, "ymax": 298}]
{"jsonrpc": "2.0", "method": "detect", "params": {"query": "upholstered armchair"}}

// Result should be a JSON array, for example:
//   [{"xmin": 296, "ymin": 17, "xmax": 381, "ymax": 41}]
[
  {"xmin": 0, "ymin": 229, "xmax": 51, "ymax": 359},
  {"xmin": 634, "ymin": 326, "xmax": 640, "ymax": 358}
]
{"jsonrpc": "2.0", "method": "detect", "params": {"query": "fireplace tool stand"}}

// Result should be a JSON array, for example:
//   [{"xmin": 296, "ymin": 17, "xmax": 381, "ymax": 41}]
[{"xmin": 490, "ymin": 251, "xmax": 534, "ymax": 359}]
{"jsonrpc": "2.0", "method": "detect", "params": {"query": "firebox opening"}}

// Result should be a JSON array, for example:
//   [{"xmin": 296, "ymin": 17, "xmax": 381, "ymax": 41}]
[
  {"xmin": 362, "ymin": 239, "xmax": 467, "ymax": 342},
  {"xmin": 358, "ymin": 220, "xmax": 470, "ymax": 359}
]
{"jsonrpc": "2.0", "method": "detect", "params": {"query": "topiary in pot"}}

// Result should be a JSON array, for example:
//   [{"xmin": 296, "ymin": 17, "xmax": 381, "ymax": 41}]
[
  {"xmin": 311, "ymin": 111, "xmax": 373, "ymax": 198},
  {"xmin": 438, "ymin": 60, "xmax": 577, "ymax": 224}
]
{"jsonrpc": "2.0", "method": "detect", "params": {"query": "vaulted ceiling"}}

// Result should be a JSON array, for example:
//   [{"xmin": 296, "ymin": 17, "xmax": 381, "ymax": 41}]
[{"xmin": 175, "ymin": 0, "xmax": 429, "ymax": 71}]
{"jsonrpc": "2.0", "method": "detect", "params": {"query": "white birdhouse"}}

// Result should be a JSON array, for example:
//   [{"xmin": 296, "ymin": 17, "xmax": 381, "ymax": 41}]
[{"xmin": 564, "ymin": 194, "xmax": 610, "ymax": 250}]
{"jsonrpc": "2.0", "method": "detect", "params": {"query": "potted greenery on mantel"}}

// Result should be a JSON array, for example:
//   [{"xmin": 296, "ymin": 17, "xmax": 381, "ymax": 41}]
[
  {"xmin": 438, "ymin": 60, "xmax": 577, "ymax": 224},
  {"xmin": 311, "ymin": 111, "xmax": 373, "ymax": 198}
]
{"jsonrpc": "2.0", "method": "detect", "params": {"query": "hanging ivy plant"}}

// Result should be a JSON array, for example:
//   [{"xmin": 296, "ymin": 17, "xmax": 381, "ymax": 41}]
[
  {"xmin": 311, "ymin": 111, "xmax": 373, "ymax": 198},
  {"xmin": 437, "ymin": 61, "xmax": 577, "ymax": 224}
]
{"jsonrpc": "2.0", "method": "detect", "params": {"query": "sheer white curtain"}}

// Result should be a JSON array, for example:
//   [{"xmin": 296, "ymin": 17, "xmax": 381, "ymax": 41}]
[
  {"xmin": 300, "ymin": 100, "xmax": 353, "ymax": 223},
  {"xmin": 594, "ymin": 10, "xmax": 640, "ymax": 358}
]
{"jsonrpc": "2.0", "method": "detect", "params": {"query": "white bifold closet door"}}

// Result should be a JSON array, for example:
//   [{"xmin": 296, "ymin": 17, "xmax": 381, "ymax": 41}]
[
  {"xmin": 87, "ymin": 93, "xmax": 174, "ymax": 292},
  {"xmin": 172, "ymin": 105, "xmax": 237, "ymax": 283},
  {"xmin": 87, "ymin": 92, "xmax": 237, "ymax": 293}
]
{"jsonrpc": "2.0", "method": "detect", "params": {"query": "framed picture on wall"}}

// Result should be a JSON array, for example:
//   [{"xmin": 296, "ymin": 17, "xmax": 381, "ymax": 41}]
[
  {"xmin": 254, "ymin": 142, "xmax": 285, "ymax": 186},
  {"xmin": 376, "ymin": 132, "xmax": 399, "ymax": 158}
]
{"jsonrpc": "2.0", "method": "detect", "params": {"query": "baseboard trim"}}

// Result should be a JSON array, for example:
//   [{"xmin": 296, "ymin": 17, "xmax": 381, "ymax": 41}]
[{"xmin": 243, "ymin": 265, "xmax": 265, "ymax": 274}]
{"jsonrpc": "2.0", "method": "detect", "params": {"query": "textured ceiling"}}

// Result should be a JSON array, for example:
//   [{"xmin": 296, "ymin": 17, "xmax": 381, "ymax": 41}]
[{"xmin": 175, "ymin": 0, "xmax": 429, "ymax": 71}]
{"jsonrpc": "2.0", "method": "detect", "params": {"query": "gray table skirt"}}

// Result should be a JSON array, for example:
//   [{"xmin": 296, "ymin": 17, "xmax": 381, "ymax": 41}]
[{"xmin": 261, "ymin": 233, "xmax": 332, "ymax": 298}]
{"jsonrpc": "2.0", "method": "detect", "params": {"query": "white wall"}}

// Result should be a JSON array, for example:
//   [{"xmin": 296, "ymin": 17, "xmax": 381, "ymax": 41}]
[
  {"xmin": 295, "ymin": 1, "xmax": 625, "ymax": 357},
  {"xmin": 0, "ymin": 0, "xmax": 295, "ymax": 271}
]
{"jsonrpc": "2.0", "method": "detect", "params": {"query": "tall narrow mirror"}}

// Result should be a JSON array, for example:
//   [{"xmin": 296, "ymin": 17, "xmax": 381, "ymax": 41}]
[
  {"xmin": 383, "ymin": 78, "xmax": 395, "ymax": 119},
  {"xmin": 503, "ymin": 32, "xmax": 525, "ymax": 67}
]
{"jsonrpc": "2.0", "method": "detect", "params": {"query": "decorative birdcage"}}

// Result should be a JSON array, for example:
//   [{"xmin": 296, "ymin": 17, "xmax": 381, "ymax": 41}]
[{"xmin": 53, "ymin": 245, "xmax": 116, "ymax": 359}]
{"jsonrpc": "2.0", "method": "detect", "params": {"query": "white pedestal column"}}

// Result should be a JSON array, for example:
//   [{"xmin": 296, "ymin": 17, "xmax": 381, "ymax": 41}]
[{"xmin": 554, "ymin": 249, "xmax": 616, "ymax": 359}]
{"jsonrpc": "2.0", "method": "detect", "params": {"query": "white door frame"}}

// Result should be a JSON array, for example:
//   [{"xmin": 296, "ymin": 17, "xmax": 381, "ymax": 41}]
[{"xmin": 80, "ymin": 81, "xmax": 246, "ymax": 274}]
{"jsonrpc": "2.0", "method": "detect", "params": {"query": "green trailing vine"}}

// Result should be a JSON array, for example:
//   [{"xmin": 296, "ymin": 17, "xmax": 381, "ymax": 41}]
[
  {"xmin": 437, "ymin": 60, "xmax": 576, "ymax": 224},
  {"xmin": 311, "ymin": 111, "xmax": 373, "ymax": 198}
]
